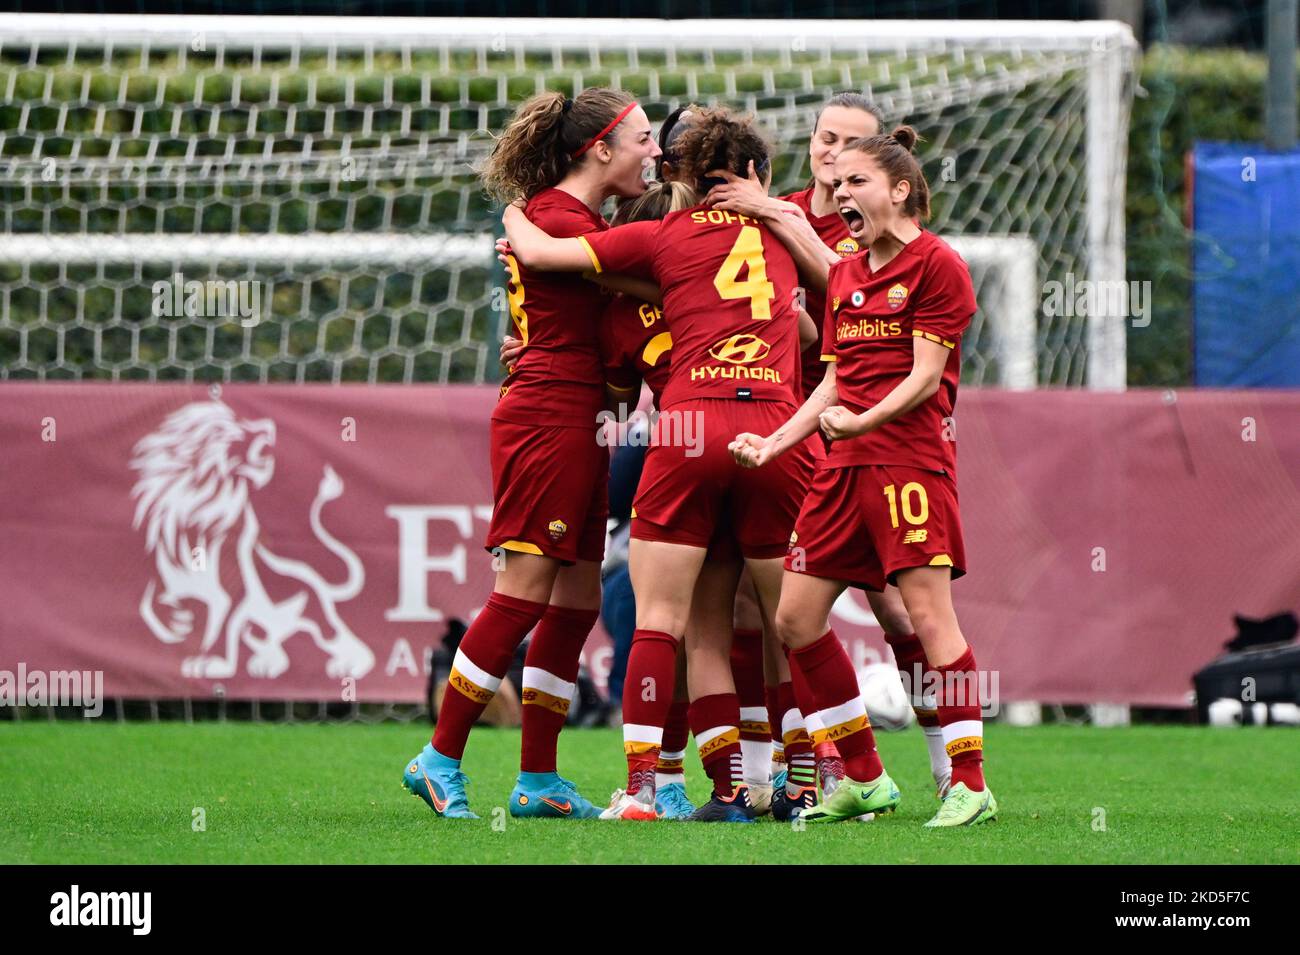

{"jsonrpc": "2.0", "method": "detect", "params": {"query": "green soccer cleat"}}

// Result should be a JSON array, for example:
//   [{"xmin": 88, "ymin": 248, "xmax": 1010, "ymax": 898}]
[
  {"xmin": 922, "ymin": 782, "xmax": 998, "ymax": 828},
  {"xmin": 800, "ymin": 770, "xmax": 900, "ymax": 824}
]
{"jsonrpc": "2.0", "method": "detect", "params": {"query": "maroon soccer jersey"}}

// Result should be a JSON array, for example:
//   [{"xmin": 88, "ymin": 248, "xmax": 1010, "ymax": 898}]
[
  {"xmin": 497, "ymin": 187, "xmax": 608, "ymax": 428},
  {"xmin": 782, "ymin": 186, "xmax": 863, "ymax": 400},
  {"xmin": 821, "ymin": 230, "xmax": 977, "ymax": 474},
  {"xmin": 598, "ymin": 294, "xmax": 673, "ymax": 406},
  {"xmin": 579, "ymin": 206, "xmax": 802, "ymax": 408}
]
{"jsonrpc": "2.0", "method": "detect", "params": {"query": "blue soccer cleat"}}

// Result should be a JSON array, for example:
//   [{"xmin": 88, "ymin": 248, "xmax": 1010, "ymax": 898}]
[
  {"xmin": 687, "ymin": 785, "xmax": 758, "ymax": 823},
  {"xmin": 654, "ymin": 782, "xmax": 696, "ymax": 820},
  {"xmin": 509, "ymin": 772, "xmax": 601, "ymax": 819},
  {"xmin": 402, "ymin": 743, "xmax": 478, "ymax": 819}
]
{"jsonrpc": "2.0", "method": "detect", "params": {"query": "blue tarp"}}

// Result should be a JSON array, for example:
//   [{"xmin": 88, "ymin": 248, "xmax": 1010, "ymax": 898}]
[{"xmin": 1192, "ymin": 142, "xmax": 1300, "ymax": 386}]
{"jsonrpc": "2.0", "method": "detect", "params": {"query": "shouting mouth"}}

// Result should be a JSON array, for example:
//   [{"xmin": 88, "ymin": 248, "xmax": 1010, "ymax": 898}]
[{"xmin": 839, "ymin": 205, "xmax": 867, "ymax": 239}]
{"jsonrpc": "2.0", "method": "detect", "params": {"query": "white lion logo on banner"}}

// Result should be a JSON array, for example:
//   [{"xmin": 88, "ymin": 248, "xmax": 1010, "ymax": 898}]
[{"xmin": 130, "ymin": 400, "xmax": 375, "ymax": 681}]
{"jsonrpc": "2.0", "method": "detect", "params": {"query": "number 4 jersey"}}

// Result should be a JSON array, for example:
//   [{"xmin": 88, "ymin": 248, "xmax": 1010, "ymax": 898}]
[{"xmin": 578, "ymin": 206, "xmax": 803, "ymax": 409}]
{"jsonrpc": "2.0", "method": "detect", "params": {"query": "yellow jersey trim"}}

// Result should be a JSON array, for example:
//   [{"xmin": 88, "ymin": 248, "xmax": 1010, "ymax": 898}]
[
  {"xmin": 577, "ymin": 236, "xmax": 602, "ymax": 273},
  {"xmin": 929, "ymin": 554, "xmax": 954, "ymax": 567},
  {"xmin": 500, "ymin": 539, "xmax": 544, "ymax": 556},
  {"xmin": 913, "ymin": 329, "xmax": 956, "ymax": 349},
  {"xmin": 642, "ymin": 331, "xmax": 673, "ymax": 366}
]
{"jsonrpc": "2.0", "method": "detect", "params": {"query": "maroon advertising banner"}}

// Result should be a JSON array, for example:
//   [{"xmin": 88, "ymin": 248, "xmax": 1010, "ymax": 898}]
[{"xmin": 2, "ymin": 383, "xmax": 1298, "ymax": 707}]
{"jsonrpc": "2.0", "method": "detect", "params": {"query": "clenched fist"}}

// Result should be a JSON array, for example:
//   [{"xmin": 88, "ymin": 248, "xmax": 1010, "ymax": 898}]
[
  {"xmin": 729, "ymin": 432, "xmax": 774, "ymax": 469},
  {"xmin": 818, "ymin": 406, "xmax": 868, "ymax": 441}
]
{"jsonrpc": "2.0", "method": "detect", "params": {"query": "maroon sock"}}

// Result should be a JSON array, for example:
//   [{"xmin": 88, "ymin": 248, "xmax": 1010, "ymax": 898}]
[
  {"xmin": 790, "ymin": 631, "xmax": 883, "ymax": 781},
  {"xmin": 433, "ymin": 592, "xmax": 547, "ymax": 760},
  {"xmin": 935, "ymin": 647, "xmax": 985, "ymax": 791},
  {"xmin": 730, "ymin": 628, "xmax": 769, "ymax": 745},
  {"xmin": 689, "ymin": 693, "xmax": 743, "ymax": 798},
  {"xmin": 621, "ymin": 629, "xmax": 679, "ymax": 793},
  {"xmin": 519, "ymin": 605, "xmax": 599, "ymax": 773},
  {"xmin": 656, "ymin": 696, "xmax": 691, "ymax": 779},
  {"xmin": 884, "ymin": 630, "xmax": 940, "ymax": 725},
  {"xmin": 788, "ymin": 654, "xmax": 819, "ymax": 726}
]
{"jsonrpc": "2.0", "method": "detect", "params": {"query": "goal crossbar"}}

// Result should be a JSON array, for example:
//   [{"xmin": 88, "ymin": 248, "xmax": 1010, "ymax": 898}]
[{"xmin": 2, "ymin": 15, "xmax": 1139, "ymax": 53}]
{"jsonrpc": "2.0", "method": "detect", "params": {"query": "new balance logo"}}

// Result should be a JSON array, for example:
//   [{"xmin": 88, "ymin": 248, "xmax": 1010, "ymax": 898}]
[{"xmin": 903, "ymin": 529, "xmax": 928, "ymax": 544}]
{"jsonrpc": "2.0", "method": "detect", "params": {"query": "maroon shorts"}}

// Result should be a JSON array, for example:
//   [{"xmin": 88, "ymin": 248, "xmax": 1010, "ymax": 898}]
[
  {"xmin": 705, "ymin": 430, "xmax": 824, "ymax": 563},
  {"xmin": 785, "ymin": 464, "xmax": 966, "ymax": 590},
  {"xmin": 631, "ymin": 398, "xmax": 814, "ymax": 560},
  {"xmin": 485, "ymin": 418, "xmax": 609, "ymax": 564}
]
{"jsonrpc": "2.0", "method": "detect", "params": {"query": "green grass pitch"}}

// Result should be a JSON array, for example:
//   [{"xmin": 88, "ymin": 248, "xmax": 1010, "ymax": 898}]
[{"xmin": 2, "ymin": 722, "xmax": 1297, "ymax": 864}]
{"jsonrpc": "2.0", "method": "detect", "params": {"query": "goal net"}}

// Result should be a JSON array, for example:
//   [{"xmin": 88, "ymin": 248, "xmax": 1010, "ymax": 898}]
[{"xmin": 0, "ymin": 14, "xmax": 1138, "ymax": 389}]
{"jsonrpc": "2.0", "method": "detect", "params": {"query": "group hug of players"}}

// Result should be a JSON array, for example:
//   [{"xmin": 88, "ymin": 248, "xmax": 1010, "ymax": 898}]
[{"xmin": 403, "ymin": 87, "xmax": 997, "ymax": 827}]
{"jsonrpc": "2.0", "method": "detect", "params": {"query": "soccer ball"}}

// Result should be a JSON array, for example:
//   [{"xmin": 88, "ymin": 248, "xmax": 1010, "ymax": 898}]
[
  {"xmin": 1207, "ymin": 698, "xmax": 1297, "ymax": 726},
  {"xmin": 858, "ymin": 662, "xmax": 915, "ymax": 732}
]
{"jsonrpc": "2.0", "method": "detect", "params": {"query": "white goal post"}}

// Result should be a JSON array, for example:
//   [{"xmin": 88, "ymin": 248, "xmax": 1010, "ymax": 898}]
[{"xmin": 0, "ymin": 14, "xmax": 1138, "ymax": 388}]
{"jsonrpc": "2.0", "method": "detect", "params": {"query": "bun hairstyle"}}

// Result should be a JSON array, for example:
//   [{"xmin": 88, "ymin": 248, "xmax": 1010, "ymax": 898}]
[
  {"xmin": 480, "ymin": 87, "xmax": 636, "ymax": 203},
  {"xmin": 888, "ymin": 124, "xmax": 919, "ymax": 152},
  {"xmin": 612, "ymin": 180, "xmax": 695, "ymax": 226},
  {"xmin": 667, "ymin": 105, "xmax": 773, "ymax": 196},
  {"xmin": 843, "ymin": 124, "xmax": 931, "ymax": 221}
]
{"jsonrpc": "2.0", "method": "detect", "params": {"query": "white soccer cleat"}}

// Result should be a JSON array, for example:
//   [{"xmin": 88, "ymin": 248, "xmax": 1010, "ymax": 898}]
[
  {"xmin": 747, "ymin": 782, "xmax": 773, "ymax": 816},
  {"xmin": 599, "ymin": 788, "xmax": 658, "ymax": 821}
]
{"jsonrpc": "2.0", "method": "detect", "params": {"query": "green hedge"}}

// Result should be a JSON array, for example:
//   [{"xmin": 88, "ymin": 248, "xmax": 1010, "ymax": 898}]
[{"xmin": 1126, "ymin": 45, "xmax": 1285, "ymax": 386}]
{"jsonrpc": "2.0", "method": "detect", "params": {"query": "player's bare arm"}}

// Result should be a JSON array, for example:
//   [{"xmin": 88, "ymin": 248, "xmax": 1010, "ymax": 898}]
[
  {"xmin": 730, "ymin": 362, "xmax": 837, "ymax": 468},
  {"xmin": 495, "ymin": 234, "xmax": 654, "ymax": 302},
  {"xmin": 796, "ymin": 306, "xmax": 818, "ymax": 349},
  {"xmin": 706, "ymin": 163, "xmax": 837, "ymax": 292},
  {"xmin": 819, "ymin": 337, "xmax": 947, "ymax": 441},
  {"xmin": 766, "ymin": 212, "xmax": 839, "ymax": 294}
]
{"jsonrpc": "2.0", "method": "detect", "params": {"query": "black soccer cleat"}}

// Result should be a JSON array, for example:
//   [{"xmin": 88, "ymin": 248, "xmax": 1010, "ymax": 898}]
[
  {"xmin": 771, "ymin": 781, "xmax": 818, "ymax": 822},
  {"xmin": 687, "ymin": 785, "xmax": 758, "ymax": 823}
]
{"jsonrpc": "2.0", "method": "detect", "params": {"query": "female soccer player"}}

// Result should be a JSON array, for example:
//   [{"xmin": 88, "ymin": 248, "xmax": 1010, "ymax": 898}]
[
  {"xmin": 661, "ymin": 103, "xmax": 819, "ymax": 816},
  {"xmin": 501, "ymin": 107, "xmax": 819, "ymax": 822},
  {"xmin": 731, "ymin": 126, "xmax": 996, "ymax": 827},
  {"xmin": 401, "ymin": 88, "xmax": 661, "ymax": 821},
  {"xmin": 499, "ymin": 111, "xmax": 787, "ymax": 819},
  {"xmin": 711, "ymin": 94, "xmax": 955, "ymax": 803}
]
